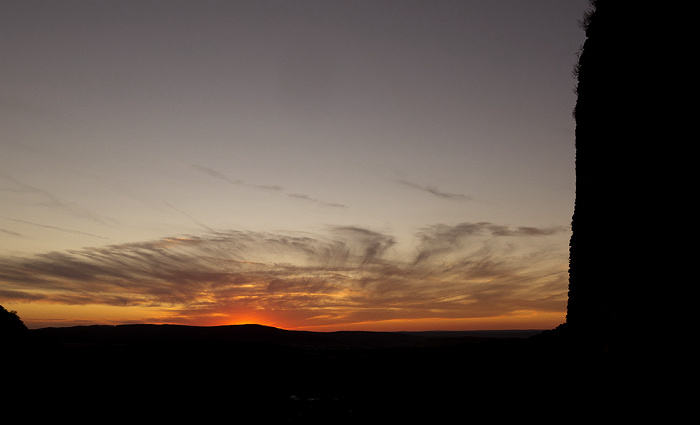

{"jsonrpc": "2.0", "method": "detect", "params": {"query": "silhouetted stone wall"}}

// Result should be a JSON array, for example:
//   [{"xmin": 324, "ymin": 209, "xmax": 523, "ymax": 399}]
[{"xmin": 566, "ymin": 0, "xmax": 684, "ymax": 355}]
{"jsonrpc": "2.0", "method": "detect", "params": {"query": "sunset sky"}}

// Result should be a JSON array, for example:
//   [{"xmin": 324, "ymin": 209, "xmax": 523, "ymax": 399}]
[{"xmin": 1, "ymin": 0, "xmax": 589, "ymax": 331}]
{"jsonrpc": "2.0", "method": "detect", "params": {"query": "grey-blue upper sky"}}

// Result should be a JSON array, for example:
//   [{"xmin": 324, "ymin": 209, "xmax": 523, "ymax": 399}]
[{"xmin": 0, "ymin": 0, "xmax": 589, "ymax": 329}]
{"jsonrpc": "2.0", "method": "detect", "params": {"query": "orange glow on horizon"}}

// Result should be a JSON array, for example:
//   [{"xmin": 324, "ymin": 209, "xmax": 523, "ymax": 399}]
[
  {"xmin": 10, "ymin": 301, "xmax": 564, "ymax": 332},
  {"xmin": 284, "ymin": 311, "xmax": 565, "ymax": 332},
  {"xmin": 209, "ymin": 308, "xmax": 295, "ymax": 330}
]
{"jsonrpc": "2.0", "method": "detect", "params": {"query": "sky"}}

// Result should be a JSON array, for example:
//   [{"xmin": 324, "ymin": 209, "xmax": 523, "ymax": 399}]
[{"xmin": 1, "ymin": 0, "xmax": 590, "ymax": 331}]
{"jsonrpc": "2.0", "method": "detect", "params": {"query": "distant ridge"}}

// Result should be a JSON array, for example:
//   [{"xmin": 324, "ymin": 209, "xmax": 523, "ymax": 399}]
[
  {"xmin": 29, "ymin": 323, "xmax": 543, "ymax": 350},
  {"xmin": 13, "ymin": 323, "xmax": 569, "ymax": 423}
]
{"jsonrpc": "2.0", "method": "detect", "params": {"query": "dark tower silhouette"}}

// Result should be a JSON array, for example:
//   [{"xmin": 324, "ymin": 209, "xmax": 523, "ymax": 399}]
[{"xmin": 566, "ymin": 0, "xmax": 684, "ymax": 355}]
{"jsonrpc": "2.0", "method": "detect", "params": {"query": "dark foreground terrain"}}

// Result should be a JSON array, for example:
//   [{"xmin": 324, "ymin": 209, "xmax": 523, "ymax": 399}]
[{"xmin": 3, "ymin": 324, "xmax": 649, "ymax": 423}]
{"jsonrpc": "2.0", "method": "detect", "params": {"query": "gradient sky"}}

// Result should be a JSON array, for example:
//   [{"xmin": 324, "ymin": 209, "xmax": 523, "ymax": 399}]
[{"xmin": 1, "ymin": 0, "xmax": 589, "ymax": 331}]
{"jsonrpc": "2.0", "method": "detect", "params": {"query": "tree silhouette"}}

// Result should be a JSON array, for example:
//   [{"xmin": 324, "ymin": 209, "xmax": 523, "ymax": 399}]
[{"xmin": 0, "ymin": 304, "xmax": 28, "ymax": 343}]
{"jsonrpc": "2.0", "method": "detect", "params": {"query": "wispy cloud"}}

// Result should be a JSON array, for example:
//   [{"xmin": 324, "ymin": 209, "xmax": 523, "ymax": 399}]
[
  {"xmin": 0, "ymin": 223, "xmax": 569, "ymax": 327},
  {"xmin": 1, "ymin": 217, "xmax": 109, "ymax": 240},
  {"xmin": 192, "ymin": 163, "xmax": 346, "ymax": 208},
  {"xmin": 288, "ymin": 193, "xmax": 347, "ymax": 208},
  {"xmin": 191, "ymin": 164, "xmax": 283, "ymax": 191},
  {"xmin": 398, "ymin": 179, "xmax": 472, "ymax": 200},
  {"xmin": 0, "ymin": 173, "xmax": 117, "ymax": 226},
  {"xmin": 1, "ymin": 228, "xmax": 23, "ymax": 237},
  {"xmin": 161, "ymin": 201, "xmax": 221, "ymax": 235},
  {"xmin": 412, "ymin": 222, "xmax": 564, "ymax": 265}
]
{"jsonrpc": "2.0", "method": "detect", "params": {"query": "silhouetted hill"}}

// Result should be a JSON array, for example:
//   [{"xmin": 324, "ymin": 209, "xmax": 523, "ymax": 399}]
[
  {"xmin": 28, "ymin": 323, "xmax": 543, "ymax": 349},
  {"xmin": 7, "ymin": 323, "xmax": 583, "ymax": 423}
]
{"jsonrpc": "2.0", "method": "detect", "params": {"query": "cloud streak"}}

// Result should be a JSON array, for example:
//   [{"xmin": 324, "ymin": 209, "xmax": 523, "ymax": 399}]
[
  {"xmin": 1, "ymin": 228, "xmax": 23, "ymax": 237},
  {"xmin": 288, "ymin": 193, "xmax": 347, "ymax": 208},
  {"xmin": 0, "ymin": 222, "xmax": 569, "ymax": 328},
  {"xmin": 1, "ymin": 217, "xmax": 109, "ymax": 240},
  {"xmin": 192, "ymin": 164, "xmax": 346, "ymax": 208},
  {"xmin": 190, "ymin": 164, "xmax": 283, "ymax": 191},
  {"xmin": 398, "ymin": 179, "xmax": 472, "ymax": 200},
  {"xmin": 161, "ymin": 201, "xmax": 221, "ymax": 235},
  {"xmin": 0, "ymin": 173, "xmax": 117, "ymax": 226}
]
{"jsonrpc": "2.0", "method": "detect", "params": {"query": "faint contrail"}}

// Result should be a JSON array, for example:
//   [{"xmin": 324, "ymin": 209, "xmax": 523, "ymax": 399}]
[
  {"xmin": 0, "ymin": 172, "xmax": 117, "ymax": 225},
  {"xmin": 191, "ymin": 164, "xmax": 245, "ymax": 185},
  {"xmin": 288, "ymin": 193, "xmax": 347, "ymax": 208},
  {"xmin": 191, "ymin": 163, "xmax": 344, "ymax": 207},
  {"xmin": 2, "ymin": 217, "xmax": 109, "ymax": 240},
  {"xmin": 162, "ymin": 201, "xmax": 221, "ymax": 234},
  {"xmin": 191, "ymin": 164, "xmax": 283, "ymax": 191},
  {"xmin": 397, "ymin": 179, "xmax": 472, "ymax": 200},
  {"xmin": 1, "ymin": 228, "xmax": 23, "ymax": 237}
]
